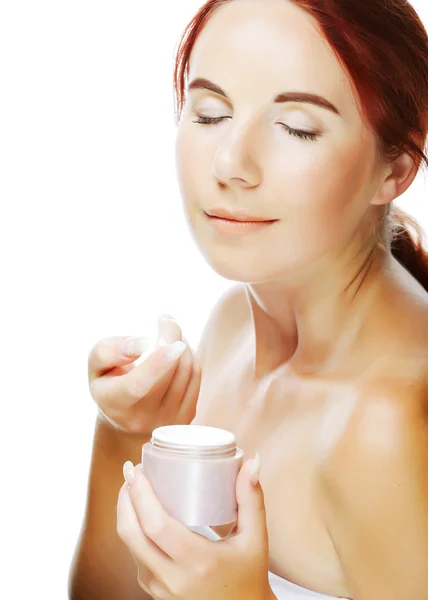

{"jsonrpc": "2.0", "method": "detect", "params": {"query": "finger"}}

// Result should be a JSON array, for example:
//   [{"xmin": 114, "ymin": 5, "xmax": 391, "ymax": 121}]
[
  {"xmin": 158, "ymin": 342, "xmax": 195, "ymax": 414},
  {"xmin": 150, "ymin": 316, "xmax": 193, "ymax": 411},
  {"xmin": 157, "ymin": 316, "xmax": 182, "ymax": 345},
  {"xmin": 128, "ymin": 462, "xmax": 209, "ymax": 564},
  {"xmin": 131, "ymin": 315, "xmax": 180, "ymax": 369},
  {"xmin": 157, "ymin": 316, "xmax": 192, "ymax": 355},
  {"xmin": 234, "ymin": 455, "xmax": 269, "ymax": 551},
  {"xmin": 88, "ymin": 335, "xmax": 152, "ymax": 382},
  {"xmin": 92, "ymin": 342, "xmax": 187, "ymax": 409},
  {"xmin": 117, "ymin": 482, "xmax": 177, "ymax": 586},
  {"xmin": 153, "ymin": 318, "xmax": 197, "ymax": 417},
  {"xmin": 176, "ymin": 349, "xmax": 202, "ymax": 423}
]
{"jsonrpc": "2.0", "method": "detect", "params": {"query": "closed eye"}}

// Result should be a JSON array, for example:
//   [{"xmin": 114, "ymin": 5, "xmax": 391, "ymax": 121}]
[{"xmin": 193, "ymin": 115, "xmax": 319, "ymax": 142}]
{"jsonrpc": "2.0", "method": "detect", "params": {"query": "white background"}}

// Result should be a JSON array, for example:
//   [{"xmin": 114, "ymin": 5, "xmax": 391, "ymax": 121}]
[{"xmin": 1, "ymin": 1, "xmax": 427, "ymax": 598}]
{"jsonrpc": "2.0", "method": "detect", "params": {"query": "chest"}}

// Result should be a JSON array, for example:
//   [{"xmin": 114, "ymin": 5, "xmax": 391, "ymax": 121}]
[{"xmin": 193, "ymin": 348, "xmax": 355, "ymax": 594}]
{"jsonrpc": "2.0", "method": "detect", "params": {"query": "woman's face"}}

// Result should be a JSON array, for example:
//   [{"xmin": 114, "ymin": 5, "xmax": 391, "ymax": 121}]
[{"xmin": 175, "ymin": 0, "xmax": 384, "ymax": 283}]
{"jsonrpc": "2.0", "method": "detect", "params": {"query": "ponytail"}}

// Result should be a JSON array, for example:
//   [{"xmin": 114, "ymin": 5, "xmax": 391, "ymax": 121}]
[{"xmin": 388, "ymin": 207, "xmax": 428, "ymax": 292}]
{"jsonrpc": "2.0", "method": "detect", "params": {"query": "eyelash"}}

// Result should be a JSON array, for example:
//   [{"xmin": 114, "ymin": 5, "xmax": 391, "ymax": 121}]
[{"xmin": 193, "ymin": 115, "xmax": 319, "ymax": 142}]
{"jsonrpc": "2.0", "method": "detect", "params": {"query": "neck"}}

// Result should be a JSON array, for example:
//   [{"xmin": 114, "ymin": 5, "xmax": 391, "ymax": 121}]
[{"xmin": 245, "ymin": 237, "xmax": 392, "ymax": 379}]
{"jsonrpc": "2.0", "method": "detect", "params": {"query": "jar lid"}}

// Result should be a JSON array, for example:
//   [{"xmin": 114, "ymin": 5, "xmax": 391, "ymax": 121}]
[{"xmin": 151, "ymin": 425, "xmax": 237, "ymax": 458}]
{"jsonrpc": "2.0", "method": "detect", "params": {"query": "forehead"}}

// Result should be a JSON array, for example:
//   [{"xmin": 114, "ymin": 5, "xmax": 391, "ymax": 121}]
[{"xmin": 188, "ymin": 0, "xmax": 359, "ymax": 122}]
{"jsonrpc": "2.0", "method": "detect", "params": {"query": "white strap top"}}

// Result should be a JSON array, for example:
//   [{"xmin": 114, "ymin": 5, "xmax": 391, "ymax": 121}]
[{"xmin": 190, "ymin": 526, "xmax": 348, "ymax": 600}]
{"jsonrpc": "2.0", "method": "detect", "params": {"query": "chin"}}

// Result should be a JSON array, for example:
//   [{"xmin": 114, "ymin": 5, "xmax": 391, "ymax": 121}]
[
  {"xmin": 196, "ymin": 244, "xmax": 288, "ymax": 284},
  {"xmin": 184, "ymin": 208, "xmax": 309, "ymax": 282}
]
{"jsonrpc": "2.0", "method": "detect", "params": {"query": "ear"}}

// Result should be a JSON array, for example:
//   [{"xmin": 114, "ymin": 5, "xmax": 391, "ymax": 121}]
[{"xmin": 370, "ymin": 131, "xmax": 423, "ymax": 207}]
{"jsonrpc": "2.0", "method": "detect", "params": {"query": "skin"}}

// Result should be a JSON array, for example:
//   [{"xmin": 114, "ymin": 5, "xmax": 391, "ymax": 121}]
[
  {"xmin": 118, "ymin": 455, "xmax": 277, "ymax": 600},
  {"xmin": 172, "ymin": 0, "xmax": 428, "ymax": 598},
  {"xmin": 175, "ymin": 0, "xmax": 427, "ymax": 378}
]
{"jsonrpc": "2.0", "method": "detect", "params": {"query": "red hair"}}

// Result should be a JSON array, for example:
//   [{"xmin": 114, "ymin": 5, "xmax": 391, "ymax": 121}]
[{"xmin": 172, "ymin": 0, "xmax": 428, "ymax": 290}]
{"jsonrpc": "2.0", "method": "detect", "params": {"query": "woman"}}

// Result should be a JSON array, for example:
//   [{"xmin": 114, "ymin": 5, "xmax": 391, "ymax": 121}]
[{"xmin": 69, "ymin": 1, "xmax": 428, "ymax": 599}]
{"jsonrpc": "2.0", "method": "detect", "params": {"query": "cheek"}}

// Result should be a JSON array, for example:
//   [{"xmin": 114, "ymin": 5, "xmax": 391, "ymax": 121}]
[
  {"xmin": 175, "ymin": 131, "xmax": 209, "ymax": 214},
  {"xmin": 271, "ymin": 141, "xmax": 369, "ymax": 246}
]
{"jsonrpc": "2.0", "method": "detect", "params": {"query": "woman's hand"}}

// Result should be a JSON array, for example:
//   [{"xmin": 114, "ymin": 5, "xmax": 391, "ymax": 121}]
[
  {"xmin": 117, "ymin": 454, "xmax": 276, "ymax": 600},
  {"xmin": 88, "ymin": 315, "xmax": 201, "ymax": 437}
]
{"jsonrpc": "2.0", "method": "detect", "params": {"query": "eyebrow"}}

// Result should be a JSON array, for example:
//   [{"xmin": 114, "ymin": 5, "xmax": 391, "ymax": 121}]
[{"xmin": 187, "ymin": 77, "xmax": 342, "ymax": 118}]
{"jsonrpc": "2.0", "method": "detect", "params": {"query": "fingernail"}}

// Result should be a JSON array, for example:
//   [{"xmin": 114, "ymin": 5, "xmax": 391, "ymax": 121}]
[
  {"xmin": 165, "ymin": 340, "xmax": 187, "ymax": 361},
  {"xmin": 157, "ymin": 316, "xmax": 177, "ymax": 346},
  {"xmin": 249, "ymin": 451, "xmax": 261, "ymax": 486},
  {"xmin": 121, "ymin": 336, "xmax": 152, "ymax": 357},
  {"xmin": 123, "ymin": 460, "xmax": 136, "ymax": 485}
]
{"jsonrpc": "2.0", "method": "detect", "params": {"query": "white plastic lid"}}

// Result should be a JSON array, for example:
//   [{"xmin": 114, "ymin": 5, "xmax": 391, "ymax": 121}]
[{"xmin": 152, "ymin": 424, "xmax": 236, "ymax": 447}]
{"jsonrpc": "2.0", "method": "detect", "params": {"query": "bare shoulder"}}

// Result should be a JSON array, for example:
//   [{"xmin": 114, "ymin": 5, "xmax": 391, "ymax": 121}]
[
  {"xmin": 322, "ymin": 349, "xmax": 428, "ymax": 474},
  {"xmin": 318, "ymin": 333, "xmax": 428, "ymax": 531},
  {"xmin": 342, "ymin": 270, "xmax": 428, "ymax": 422},
  {"xmin": 319, "ymin": 273, "xmax": 428, "ymax": 491},
  {"xmin": 195, "ymin": 282, "xmax": 249, "ymax": 370},
  {"xmin": 317, "ymin": 351, "xmax": 428, "ymax": 597},
  {"xmin": 313, "ymin": 272, "xmax": 428, "ymax": 595}
]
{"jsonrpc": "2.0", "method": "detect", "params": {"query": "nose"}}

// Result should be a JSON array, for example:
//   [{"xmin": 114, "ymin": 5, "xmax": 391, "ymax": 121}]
[{"xmin": 211, "ymin": 123, "xmax": 262, "ymax": 189}]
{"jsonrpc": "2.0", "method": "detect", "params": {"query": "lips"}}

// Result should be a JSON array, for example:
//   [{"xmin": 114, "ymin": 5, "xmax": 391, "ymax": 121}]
[
  {"xmin": 205, "ymin": 213, "xmax": 279, "ymax": 236},
  {"xmin": 205, "ymin": 210, "xmax": 276, "ymax": 223}
]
